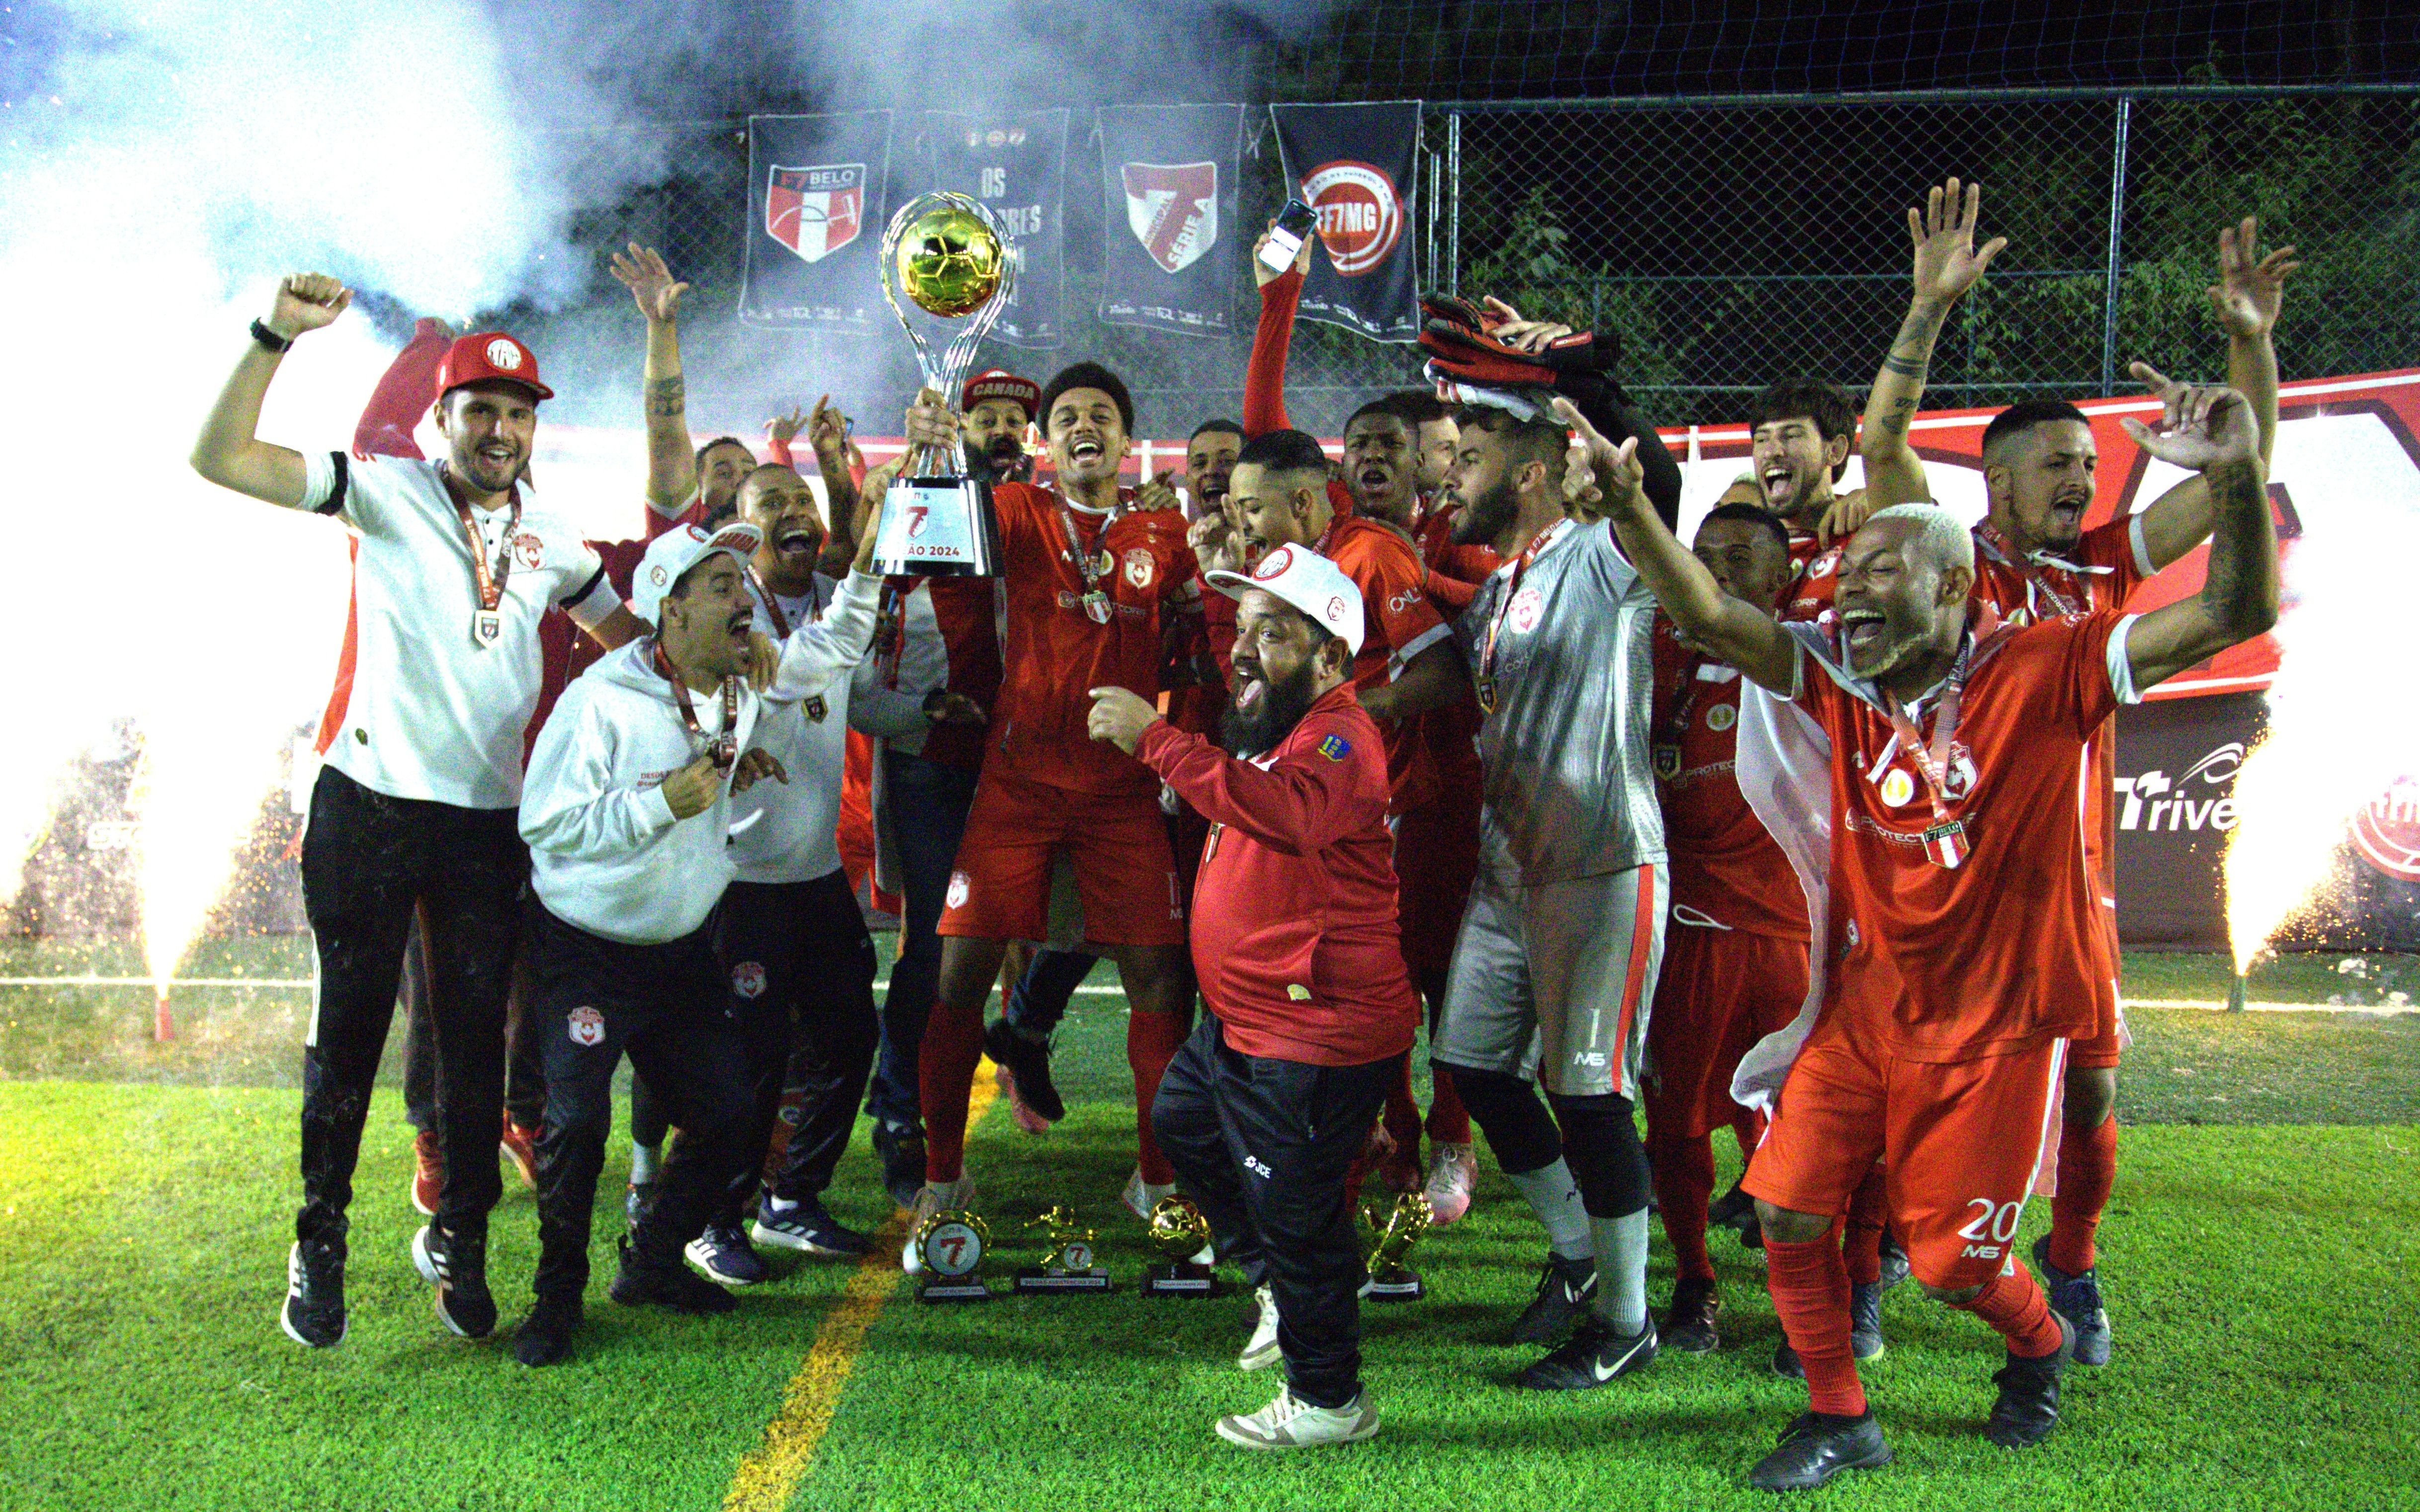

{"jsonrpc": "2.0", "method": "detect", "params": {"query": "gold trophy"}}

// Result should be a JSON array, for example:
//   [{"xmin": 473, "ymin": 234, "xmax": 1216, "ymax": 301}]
[
  {"xmin": 871, "ymin": 192, "xmax": 1017, "ymax": 577},
  {"xmin": 1012, "ymin": 1205, "xmax": 1114, "ymax": 1294},
  {"xmin": 911, "ymin": 1207, "xmax": 993, "ymax": 1303},
  {"xmin": 1360, "ymin": 1190, "xmax": 1432, "ymax": 1303},
  {"xmin": 1140, "ymin": 1195, "xmax": 1220, "ymax": 1298}
]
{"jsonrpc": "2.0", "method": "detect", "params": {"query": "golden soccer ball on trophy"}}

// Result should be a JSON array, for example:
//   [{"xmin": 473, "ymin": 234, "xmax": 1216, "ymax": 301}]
[{"xmin": 896, "ymin": 204, "xmax": 1005, "ymax": 317}]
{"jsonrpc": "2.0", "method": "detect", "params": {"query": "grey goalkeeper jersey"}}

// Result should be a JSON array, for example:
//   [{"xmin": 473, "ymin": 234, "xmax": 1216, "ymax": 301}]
[{"xmin": 1454, "ymin": 517, "xmax": 1666, "ymax": 885}]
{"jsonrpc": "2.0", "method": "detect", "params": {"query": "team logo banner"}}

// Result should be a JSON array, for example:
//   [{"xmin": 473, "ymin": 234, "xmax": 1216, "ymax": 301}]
[
  {"xmin": 742, "ymin": 112, "xmax": 894, "ymax": 328},
  {"xmin": 1270, "ymin": 101, "xmax": 1422, "ymax": 343},
  {"xmin": 922, "ymin": 109, "xmax": 1068, "ymax": 350},
  {"xmin": 1098, "ymin": 103, "xmax": 1242, "ymax": 338}
]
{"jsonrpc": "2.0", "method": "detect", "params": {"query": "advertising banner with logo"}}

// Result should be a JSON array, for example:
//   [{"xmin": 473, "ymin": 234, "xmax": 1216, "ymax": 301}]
[
  {"xmin": 741, "ymin": 111, "xmax": 894, "ymax": 328},
  {"xmin": 922, "ymin": 109, "xmax": 1068, "ymax": 350},
  {"xmin": 1269, "ymin": 101, "xmax": 1422, "ymax": 342},
  {"xmin": 1097, "ymin": 103, "xmax": 1242, "ymax": 338}
]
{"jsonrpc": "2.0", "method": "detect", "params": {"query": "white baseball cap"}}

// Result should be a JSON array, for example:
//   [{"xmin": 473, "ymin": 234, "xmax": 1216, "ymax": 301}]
[
  {"xmin": 632, "ymin": 521, "xmax": 762, "ymax": 625},
  {"xmin": 1205, "ymin": 543, "xmax": 1365, "ymax": 656}
]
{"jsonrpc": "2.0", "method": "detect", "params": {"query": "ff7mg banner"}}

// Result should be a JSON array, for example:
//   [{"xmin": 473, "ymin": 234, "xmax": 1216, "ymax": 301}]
[{"xmin": 1269, "ymin": 101, "xmax": 1423, "ymax": 342}]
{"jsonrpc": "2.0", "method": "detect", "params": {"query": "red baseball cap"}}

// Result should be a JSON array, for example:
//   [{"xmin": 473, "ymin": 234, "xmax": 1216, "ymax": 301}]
[
  {"xmin": 962, "ymin": 367, "xmax": 1038, "ymax": 417},
  {"xmin": 434, "ymin": 331, "xmax": 555, "ymax": 404}
]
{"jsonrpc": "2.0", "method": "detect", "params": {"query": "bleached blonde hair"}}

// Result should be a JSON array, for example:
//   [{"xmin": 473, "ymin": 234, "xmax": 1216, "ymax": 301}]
[{"xmin": 1865, "ymin": 502, "xmax": 1975, "ymax": 574}]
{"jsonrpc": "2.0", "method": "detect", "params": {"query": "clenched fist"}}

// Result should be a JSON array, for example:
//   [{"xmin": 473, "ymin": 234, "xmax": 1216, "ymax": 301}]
[{"xmin": 265, "ymin": 273, "xmax": 351, "ymax": 341}]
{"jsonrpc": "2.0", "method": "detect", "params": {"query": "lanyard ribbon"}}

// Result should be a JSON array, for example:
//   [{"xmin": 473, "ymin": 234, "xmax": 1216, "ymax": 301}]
[
  {"xmin": 1877, "ymin": 639, "xmax": 1973, "ymax": 870},
  {"xmin": 1475, "ymin": 521, "xmax": 1563, "ymax": 715},
  {"xmin": 447, "ymin": 471, "xmax": 522, "ymax": 648},
  {"xmin": 1057, "ymin": 494, "xmax": 1126, "ymax": 624},
  {"xmin": 655, "ymin": 643, "xmax": 739, "ymax": 771}
]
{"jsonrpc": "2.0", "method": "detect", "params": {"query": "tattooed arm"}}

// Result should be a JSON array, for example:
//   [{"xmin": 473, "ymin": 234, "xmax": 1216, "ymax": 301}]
[
  {"xmin": 2118, "ymin": 366, "xmax": 2279, "ymax": 691},
  {"xmin": 609, "ymin": 242, "xmax": 700, "ymax": 518},
  {"xmin": 1859, "ymin": 177, "xmax": 2006, "ymax": 511}
]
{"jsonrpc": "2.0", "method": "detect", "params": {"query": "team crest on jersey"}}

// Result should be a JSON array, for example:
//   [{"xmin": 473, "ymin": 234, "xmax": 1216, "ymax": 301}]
[
  {"xmin": 1123, "ymin": 547, "xmax": 1157, "ymax": 590},
  {"xmin": 1654, "ymin": 743, "xmax": 1681, "ymax": 781},
  {"xmin": 1317, "ymin": 733, "xmax": 1351, "ymax": 762},
  {"xmin": 765, "ymin": 162, "xmax": 865, "ymax": 264},
  {"xmin": 1810, "ymin": 550, "xmax": 1840, "ymax": 578},
  {"xmin": 946, "ymin": 871, "xmax": 971, "ymax": 909},
  {"xmin": 1121, "ymin": 160, "xmax": 1219, "ymax": 273},
  {"xmin": 804, "ymin": 695, "xmax": 828, "ymax": 722},
  {"xmin": 512, "ymin": 532, "xmax": 545, "ymax": 569},
  {"xmin": 1506, "ymin": 583, "xmax": 1545, "ymax": 634},
  {"xmin": 1707, "ymin": 703, "xmax": 1737, "ymax": 732},
  {"xmin": 731, "ymin": 961, "xmax": 768, "ymax": 1000},
  {"xmin": 567, "ymin": 1006, "xmax": 605, "ymax": 1046}
]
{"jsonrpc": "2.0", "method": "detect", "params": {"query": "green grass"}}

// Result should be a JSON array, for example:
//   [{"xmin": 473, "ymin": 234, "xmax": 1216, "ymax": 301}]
[{"xmin": 3, "ymin": 939, "xmax": 2419, "ymax": 1510}]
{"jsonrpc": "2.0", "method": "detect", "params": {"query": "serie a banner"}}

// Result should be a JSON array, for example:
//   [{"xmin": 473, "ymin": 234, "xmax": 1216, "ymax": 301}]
[
  {"xmin": 921, "ymin": 109, "xmax": 1068, "ymax": 350},
  {"xmin": 740, "ymin": 111, "xmax": 895, "ymax": 329},
  {"xmin": 1268, "ymin": 101, "xmax": 1423, "ymax": 343},
  {"xmin": 1097, "ymin": 103, "xmax": 1243, "ymax": 339}
]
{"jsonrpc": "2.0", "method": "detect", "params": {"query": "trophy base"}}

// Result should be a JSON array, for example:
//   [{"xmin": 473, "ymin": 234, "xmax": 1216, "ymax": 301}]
[
  {"xmin": 1140, "ymin": 1264, "xmax": 1222, "ymax": 1298},
  {"xmin": 1361, "ymin": 1268, "xmax": 1426, "ymax": 1303},
  {"xmin": 1013, "ymin": 1268, "xmax": 1114, "ymax": 1295},
  {"xmin": 914, "ymin": 1278, "xmax": 993, "ymax": 1304},
  {"xmin": 869, "ymin": 477, "xmax": 1003, "ymax": 578}
]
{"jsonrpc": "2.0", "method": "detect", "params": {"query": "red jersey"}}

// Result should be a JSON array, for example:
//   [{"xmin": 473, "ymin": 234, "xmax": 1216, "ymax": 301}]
[
  {"xmin": 1788, "ymin": 609, "xmax": 2135, "ymax": 1062},
  {"xmin": 1651, "ymin": 616, "xmax": 1809, "ymax": 940},
  {"xmin": 1321, "ymin": 514, "xmax": 1450, "ymax": 812},
  {"xmin": 988, "ymin": 480, "xmax": 1197, "ymax": 796},
  {"xmin": 1783, "ymin": 529, "xmax": 1843, "ymax": 621},
  {"xmin": 1135, "ymin": 684, "xmax": 1418, "ymax": 1066}
]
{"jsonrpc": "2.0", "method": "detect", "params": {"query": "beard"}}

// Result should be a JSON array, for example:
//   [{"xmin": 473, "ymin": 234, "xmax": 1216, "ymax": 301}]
[
  {"xmin": 1218, "ymin": 659, "xmax": 1323, "ymax": 758},
  {"xmin": 1450, "ymin": 474, "xmax": 1520, "ymax": 548},
  {"xmin": 965, "ymin": 438, "xmax": 1029, "ymax": 484}
]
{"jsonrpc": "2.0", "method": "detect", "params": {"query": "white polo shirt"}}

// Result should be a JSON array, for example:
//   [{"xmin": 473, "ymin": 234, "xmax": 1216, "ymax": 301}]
[{"xmin": 301, "ymin": 451, "xmax": 619, "ymax": 810}]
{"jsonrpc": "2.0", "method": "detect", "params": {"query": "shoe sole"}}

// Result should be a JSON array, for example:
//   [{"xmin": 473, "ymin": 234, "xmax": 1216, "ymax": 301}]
[
  {"xmin": 1754, "ymin": 1441, "xmax": 1894, "ymax": 1490},
  {"xmin": 683, "ymin": 1244, "xmax": 766, "ymax": 1287},
  {"xmin": 750, "ymin": 1223, "xmax": 868, "ymax": 1259},
  {"xmin": 1239, "ymin": 1343, "xmax": 1282, "ymax": 1371},
  {"xmin": 1214, "ymin": 1414, "xmax": 1379, "ymax": 1449}
]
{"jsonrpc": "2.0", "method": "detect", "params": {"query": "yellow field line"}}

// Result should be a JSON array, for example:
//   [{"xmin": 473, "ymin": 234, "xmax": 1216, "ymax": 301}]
[{"xmin": 722, "ymin": 1060, "xmax": 1001, "ymax": 1512}]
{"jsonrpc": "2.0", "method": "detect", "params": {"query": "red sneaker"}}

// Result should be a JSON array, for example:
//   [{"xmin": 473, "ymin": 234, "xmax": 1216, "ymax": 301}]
[
  {"xmin": 410, "ymin": 1128, "xmax": 441, "ymax": 1217},
  {"xmin": 499, "ymin": 1118, "xmax": 540, "ymax": 1191}
]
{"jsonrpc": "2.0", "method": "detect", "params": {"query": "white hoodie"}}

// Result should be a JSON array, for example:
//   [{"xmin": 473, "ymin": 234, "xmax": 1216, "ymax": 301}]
[{"xmin": 521, "ymin": 570, "xmax": 887, "ymax": 944}]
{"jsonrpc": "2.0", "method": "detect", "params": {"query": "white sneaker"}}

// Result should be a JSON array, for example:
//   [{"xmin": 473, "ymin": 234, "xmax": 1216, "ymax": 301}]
[
  {"xmin": 1422, "ymin": 1141, "xmax": 1477, "ymax": 1225},
  {"xmin": 1239, "ymin": 1284, "xmax": 1281, "ymax": 1370},
  {"xmin": 899, "ymin": 1176, "xmax": 977, "ymax": 1274},
  {"xmin": 1122, "ymin": 1168, "xmax": 1175, "ymax": 1222},
  {"xmin": 1214, "ymin": 1386, "xmax": 1380, "ymax": 1449}
]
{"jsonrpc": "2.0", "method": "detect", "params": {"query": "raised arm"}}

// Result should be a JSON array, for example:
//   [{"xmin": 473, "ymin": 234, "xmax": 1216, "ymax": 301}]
[
  {"xmin": 1242, "ymin": 225, "xmax": 1316, "ymax": 438},
  {"xmin": 190, "ymin": 273, "xmax": 353, "ymax": 508},
  {"xmin": 1560, "ymin": 398, "xmax": 1797, "ymax": 693},
  {"xmin": 2114, "ymin": 365, "xmax": 2279, "ymax": 690},
  {"xmin": 1859, "ymin": 178, "xmax": 2006, "ymax": 511},
  {"xmin": 2131, "ymin": 218, "xmax": 2299, "ymax": 570},
  {"xmin": 608, "ymin": 243, "xmax": 697, "ymax": 518}
]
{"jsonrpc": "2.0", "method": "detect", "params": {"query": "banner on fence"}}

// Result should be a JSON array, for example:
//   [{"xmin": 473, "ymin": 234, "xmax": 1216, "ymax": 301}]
[
  {"xmin": 1269, "ymin": 101, "xmax": 1422, "ymax": 342},
  {"xmin": 922, "ymin": 109, "xmax": 1068, "ymax": 350},
  {"xmin": 741, "ymin": 111, "xmax": 895, "ymax": 329},
  {"xmin": 1098, "ymin": 103, "xmax": 1243, "ymax": 338}
]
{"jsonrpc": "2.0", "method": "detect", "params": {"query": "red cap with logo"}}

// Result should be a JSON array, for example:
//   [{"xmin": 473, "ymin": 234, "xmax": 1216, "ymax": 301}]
[
  {"xmin": 961, "ymin": 368, "xmax": 1039, "ymax": 418},
  {"xmin": 434, "ymin": 331, "xmax": 556, "ymax": 405}
]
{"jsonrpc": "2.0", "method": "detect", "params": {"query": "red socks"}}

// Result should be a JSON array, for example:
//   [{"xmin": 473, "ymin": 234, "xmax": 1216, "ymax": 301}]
[
  {"xmin": 1764, "ymin": 1234, "xmax": 1867, "ymax": 1416},
  {"xmin": 1424, "ymin": 1061, "xmax": 1473, "ymax": 1145},
  {"xmin": 1843, "ymin": 1164, "xmax": 1888, "ymax": 1286},
  {"xmin": 915, "ymin": 995, "xmax": 988, "ymax": 1183},
  {"xmin": 2048, "ymin": 1115, "xmax": 2119, "ymax": 1273},
  {"xmin": 1956, "ymin": 1266, "xmax": 2066, "ymax": 1359},
  {"xmin": 1126, "ymin": 1009, "xmax": 1186, "ymax": 1186},
  {"xmin": 1646, "ymin": 1127, "xmax": 1718, "ymax": 1283}
]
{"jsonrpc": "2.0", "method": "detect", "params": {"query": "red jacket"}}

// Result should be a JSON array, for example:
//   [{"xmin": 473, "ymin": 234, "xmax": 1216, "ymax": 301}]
[{"xmin": 1134, "ymin": 684, "xmax": 1418, "ymax": 1066}]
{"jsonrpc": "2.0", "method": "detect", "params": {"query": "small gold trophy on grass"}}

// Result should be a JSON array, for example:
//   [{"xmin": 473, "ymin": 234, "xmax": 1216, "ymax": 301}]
[
  {"xmin": 1140, "ymin": 1195, "xmax": 1220, "ymax": 1298},
  {"xmin": 912, "ymin": 1207, "xmax": 993, "ymax": 1303},
  {"xmin": 1013, "ymin": 1205, "xmax": 1113, "ymax": 1294},
  {"xmin": 1360, "ymin": 1190, "xmax": 1432, "ymax": 1302}
]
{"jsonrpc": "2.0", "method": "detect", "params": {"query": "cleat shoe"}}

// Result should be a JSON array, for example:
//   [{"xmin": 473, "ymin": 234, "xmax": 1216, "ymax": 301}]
[
  {"xmin": 410, "ymin": 1127, "xmax": 442, "ymax": 1218},
  {"xmin": 1748, "ymin": 1409, "xmax": 1894, "ymax": 1491},
  {"xmin": 901, "ymin": 1176, "xmax": 978, "ymax": 1274},
  {"xmin": 1986, "ymin": 1314, "xmax": 2076, "ymax": 1448},
  {"xmin": 871, "ymin": 1122, "xmax": 926, "ymax": 1212},
  {"xmin": 1421, "ymin": 1142, "xmax": 1477, "ymax": 1224},
  {"xmin": 611, "ymin": 1242, "xmax": 739, "ymax": 1315},
  {"xmin": 1508, "ymin": 1253, "xmax": 1597, "ymax": 1345},
  {"xmin": 513, "ymin": 1293, "xmax": 583, "ymax": 1368},
  {"xmin": 685, "ymin": 1223, "xmax": 769, "ymax": 1286},
  {"xmin": 499, "ymin": 1119, "xmax": 541, "ymax": 1191},
  {"xmin": 1877, "ymin": 1227, "xmax": 1912, "ymax": 1290},
  {"xmin": 1663, "ymin": 1277, "xmax": 1722, "ymax": 1354},
  {"xmin": 1849, "ymin": 1280, "xmax": 1887, "ymax": 1361},
  {"xmin": 411, "ymin": 1222, "xmax": 497, "ymax": 1339},
  {"xmin": 1123, "ymin": 1169, "xmax": 1175, "ymax": 1223},
  {"xmin": 1215, "ymin": 1386, "xmax": 1380, "ymax": 1449},
  {"xmin": 1513, "ymin": 1316, "xmax": 1658, "ymax": 1390},
  {"xmin": 984, "ymin": 1019, "xmax": 1065, "ymax": 1126},
  {"xmin": 752, "ymin": 1196, "xmax": 871, "ymax": 1258},
  {"xmin": 1239, "ymin": 1285, "xmax": 1282, "ymax": 1370},
  {"xmin": 280, "ymin": 1240, "xmax": 347, "ymax": 1349},
  {"xmin": 2033, "ymin": 1235, "xmax": 2113, "ymax": 1366}
]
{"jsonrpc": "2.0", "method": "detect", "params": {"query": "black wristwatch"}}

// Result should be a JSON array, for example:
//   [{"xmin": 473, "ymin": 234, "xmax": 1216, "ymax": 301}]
[
  {"xmin": 250, "ymin": 318, "xmax": 294, "ymax": 353},
  {"xmin": 921, "ymin": 688, "xmax": 949, "ymax": 721}
]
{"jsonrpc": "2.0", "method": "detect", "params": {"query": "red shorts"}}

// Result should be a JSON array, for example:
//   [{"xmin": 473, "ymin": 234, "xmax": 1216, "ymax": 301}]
[
  {"xmin": 1392, "ymin": 792, "xmax": 1480, "ymax": 991},
  {"xmin": 939, "ymin": 771, "xmax": 1186, "ymax": 948},
  {"xmin": 1745, "ymin": 1009, "xmax": 2068, "ymax": 1291},
  {"xmin": 1643, "ymin": 923, "xmax": 1809, "ymax": 1140}
]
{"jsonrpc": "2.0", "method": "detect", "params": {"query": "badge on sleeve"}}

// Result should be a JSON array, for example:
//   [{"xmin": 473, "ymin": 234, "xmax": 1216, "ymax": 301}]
[
  {"xmin": 567, "ymin": 1006, "xmax": 605, "ymax": 1046},
  {"xmin": 1317, "ymin": 734, "xmax": 1351, "ymax": 762},
  {"xmin": 804, "ymin": 695, "xmax": 829, "ymax": 723}
]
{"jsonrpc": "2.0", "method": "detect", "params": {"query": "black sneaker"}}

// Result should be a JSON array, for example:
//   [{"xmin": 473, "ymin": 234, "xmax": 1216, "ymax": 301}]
[
  {"xmin": 1512, "ymin": 1316, "xmax": 1658, "ymax": 1390},
  {"xmin": 2032, "ymin": 1235, "xmax": 2112, "ymax": 1366},
  {"xmin": 411, "ymin": 1222, "xmax": 498, "ymax": 1339},
  {"xmin": 1986, "ymin": 1314, "xmax": 2076, "ymax": 1448},
  {"xmin": 751, "ymin": 1195, "xmax": 872, "ymax": 1258},
  {"xmin": 1507, "ymin": 1254, "xmax": 1596, "ymax": 1345},
  {"xmin": 611, "ymin": 1243, "xmax": 739, "ymax": 1315},
  {"xmin": 1706, "ymin": 1179, "xmax": 1754, "ymax": 1230},
  {"xmin": 1748, "ymin": 1409, "xmax": 1893, "ymax": 1491},
  {"xmin": 1663, "ymin": 1277, "xmax": 1722, "ymax": 1354},
  {"xmin": 1877, "ymin": 1227, "xmax": 1912, "ymax": 1290},
  {"xmin": 280, "ymin": 1239, "xmax": 346, "ymax": 1349},
  {"xmin": 871, "ymin": 1122, "xmax": 926, "ymax": 1212},
  {"xmin": 513, "ymin": 1292, "xmax": 583, "ymax": 1368},
  {"xmin": 684, "ymin": 1222, "xmax": 769, "ymax": 1286},
  {"xmin": 1849, "ymin": 1279, "xmax": 1886, "ymax": 1360},
  {"xmin": 982, "ymin": 1018, "xmax": 1064, "ymax": 1123}
]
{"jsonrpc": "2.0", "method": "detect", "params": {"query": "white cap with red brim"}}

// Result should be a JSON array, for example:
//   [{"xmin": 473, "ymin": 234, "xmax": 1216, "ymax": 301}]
[
  {"xmin": 632, "ymin": 521, "xmax": 762, "ymax": 625},
  {"xmin": 1205, "ymin": 543, "xmax": 1365, "ymax": 657}
]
